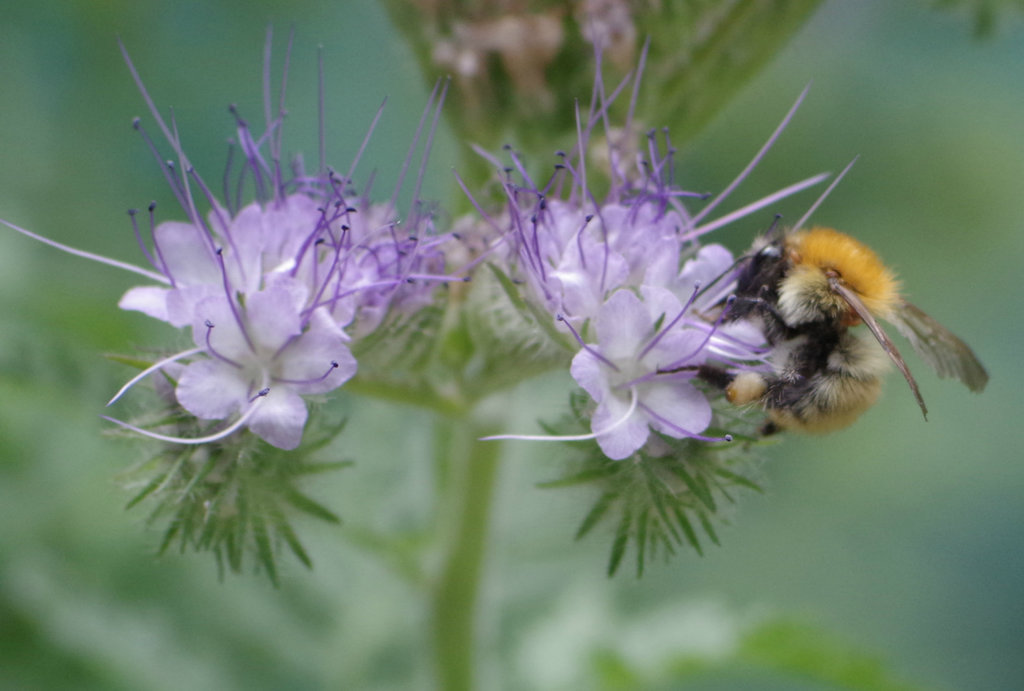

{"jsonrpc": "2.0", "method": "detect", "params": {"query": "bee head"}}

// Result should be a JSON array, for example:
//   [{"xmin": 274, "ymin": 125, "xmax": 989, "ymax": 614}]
[{"xmin": 779, "ymin": 227, "xmax": 900, "ymax": 325}]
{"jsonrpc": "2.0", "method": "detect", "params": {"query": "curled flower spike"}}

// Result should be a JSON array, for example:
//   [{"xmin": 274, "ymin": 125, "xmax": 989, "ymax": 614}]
[
  {"xmin": 3, "ymin": 29, "xmax": 452, "ymax": 450},
  {"xmin": 468, "ymin": 48, "xmax": 827, "ymax": 459}
]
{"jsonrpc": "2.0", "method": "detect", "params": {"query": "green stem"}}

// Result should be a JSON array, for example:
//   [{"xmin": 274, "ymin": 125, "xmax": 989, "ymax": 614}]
[{"xmin": 430, "ymin": 415, "xmax": 502, "ymax": 691}]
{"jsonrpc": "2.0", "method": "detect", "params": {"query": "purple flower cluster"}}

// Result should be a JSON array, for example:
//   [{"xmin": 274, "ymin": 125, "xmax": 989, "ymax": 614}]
[
  {"xmin": 479, "ymin": 76, "xmax": 825, "ymax": 459},
  {"xmin": 1, "ymin": 34, "xmax": 830, "ymax": 463},
  {"xmin": 110, "ymin": 45, "xmax": 451, "ymax": 449},
  {"xmin": 4, "ymin": 37, "xmax": 450, "ymax": 450}
]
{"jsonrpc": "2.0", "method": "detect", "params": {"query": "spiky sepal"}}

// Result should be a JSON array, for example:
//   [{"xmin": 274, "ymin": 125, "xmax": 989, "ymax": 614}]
[
  {"xmin": 114, "ymin": 405, "xmax": 349, "ymax": 586},
  {"xmin": 541, "ymin": 391, "xmax": 771, "ymax": 577}
]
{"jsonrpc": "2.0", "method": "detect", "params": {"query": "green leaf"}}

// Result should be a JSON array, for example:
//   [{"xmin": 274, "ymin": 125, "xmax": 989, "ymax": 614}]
[
  {"xmin": 292, "ymin": 460, "xmax": 354, "ymax": 476},
  {"xmin": 642, "ymin": 466, "xmax": 682, "ymax": 546},
  {"xmin": 156, "ymin": 520, "xmax": 181, "ymax": 557},
  {"xmin": 251, "ymin": 512, "xmax": 279, "ymax": 587},
  {"xmin": 226, "ymin": 501, "xmax": 245, "ymax": 574},
  {"xmin": 672, "ymin": 505, "xmax": 704, "ymax": 556},
  {"xmin": 714, "ymin": 467, "xmax": 764, "ymax": 493},
  {"xmin": 282, "ymin": 488, "xmax": 342, "ymax": 524},
  {"xmin": 638, "ymin": 0, "xmax": 825, "ymax": 142},
  {"xmin": 698, "ymin": 511, "xmax": 720, "ymax": 546},
  {"xmin": 635, "ymin": 509, "xmax": 649, "ymax": 578},
  {"xmin": 124, "ymin": 474, "xmax": 165, "ymax": 510},
  {"xmin": 668, "ymin": 462, "xmax": 716, "ymax": 511},
  {"xmin": 273, "ymin": 512, "xmax": 313, "ymax": 570},
  {"xmin": 575, "ymin": 491, "xmax": 618, "ymax": 541},
  {"xmin": 738, "ymin": 619, "xmax": 924, "ymax": 691},
  {"xmin": 655, "ymin": 527, "xmax": 677, "ymax": 559},
  {"xmin": 176, "ymin": 452, "xmax": 216, "ymax": 500},
  {"xmin": 607, "ymin": 507, "xmax": 632, "ymax": 577}
]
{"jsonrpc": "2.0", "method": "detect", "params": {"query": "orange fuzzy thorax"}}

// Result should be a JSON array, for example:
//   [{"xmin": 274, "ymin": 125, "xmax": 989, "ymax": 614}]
[{"xmin": 788, "ymin": 227, "xmax": 900, "ymax": 318}]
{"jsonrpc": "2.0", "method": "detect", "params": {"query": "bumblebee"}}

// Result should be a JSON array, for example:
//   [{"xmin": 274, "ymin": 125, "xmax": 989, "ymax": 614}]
[{"xmin": 703, "ymin": 226, "xmax": 988, "ymax": 433}]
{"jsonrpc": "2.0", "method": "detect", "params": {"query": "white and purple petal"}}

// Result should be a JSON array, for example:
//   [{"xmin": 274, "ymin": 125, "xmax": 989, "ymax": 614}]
[
  {"xmin": 176, "ymin": 358, "xmax": 250, "ymax": 420},
  {"xmin": 247, "ymin": 387, "xmax": 309, "ymax": 450}
]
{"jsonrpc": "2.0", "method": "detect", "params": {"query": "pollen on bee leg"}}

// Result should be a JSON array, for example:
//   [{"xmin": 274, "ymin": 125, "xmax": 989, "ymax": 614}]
[{"xmin": 726, "ymin": 371, "xmax": 767, "ymax": 405}]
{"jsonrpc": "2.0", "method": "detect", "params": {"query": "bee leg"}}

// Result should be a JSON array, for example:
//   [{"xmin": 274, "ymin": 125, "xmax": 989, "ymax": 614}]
[
  {"xmin": 657, "ymin": 364, "xmax": 736, "ymax": 390},
  {"xmin": 727, "ymin": 294, "xmax": 785, "ymax": 323},
  {"xmin": 727, "ymin": 295, "xmax": 790, "ymax": 343},
  {"xmin": 697, "ymin": 365, "xmax": 780, "ymax": 434},
  {"xmin": 697, "ymin": 366, "xmax": 772, "ymax": 407},
  {"xmin": 695, "ymin": 364, "xmax": 734, "ymax": 390}
]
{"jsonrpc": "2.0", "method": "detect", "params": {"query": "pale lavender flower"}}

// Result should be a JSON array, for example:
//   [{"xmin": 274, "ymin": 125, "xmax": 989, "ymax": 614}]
[
  {"xmin": 569, "ymin": 286, "xmax": 715, "ymax": 459},
  {"xmin": 176, "ymin": 284, "xmax": 355, "ymax": 450},
  {"xmin": 501, "ymin": 195, "xmax": 688, "ymax": 326},
  {"xmin": 477, "ymin": 55, "xmax": 826, "ymax": 458},
  {"xmin": 3, "ymin": 32, "xmax": 450, "ymax": 449}
]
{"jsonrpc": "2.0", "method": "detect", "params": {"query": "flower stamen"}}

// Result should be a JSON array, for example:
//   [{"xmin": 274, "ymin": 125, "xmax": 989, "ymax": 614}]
[
  {"xmin": 102, "ymin": 388, "xmax": 269, "ymax": 446},
  {"xmin": 106, "ymin": 346, "xmax": 205, "ymax": 406},
  {"xmin": 203, "ymin": 320, "xmax": 245, "ymax": 368},
  {"xmin": 481, "ymin": 387, "xmax": 639, "ymax": 443},
  {"xmin": 273, "ymin": 360, "xmax": 339, "ymax": 386},
  {"xmin": 558, "ymin": 314, "xmax": 620, "ymax": 372},
  {"xmin": 639, "ymin": 402, "xmax": 733, "ymax": 443}
]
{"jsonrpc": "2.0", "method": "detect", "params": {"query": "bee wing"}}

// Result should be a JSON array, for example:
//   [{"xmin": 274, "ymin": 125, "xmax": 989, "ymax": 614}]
[
  {"xmin": 828, "ymin": 277, "xmax": 928, "ymax": 419},
  {"xmin": 887, "ymin": 301, "xmax": 989, "ymax": 393}
]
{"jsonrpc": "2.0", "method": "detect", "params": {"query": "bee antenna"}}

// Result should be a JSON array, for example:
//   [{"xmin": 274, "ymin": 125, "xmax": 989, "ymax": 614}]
[
  {"xmin": 765, "ymin": 213, "xmax": 784, "ymax": 240},
  {"xmin": 829, "ymin": 276, "xmax": 928, "ymax": 420},
  {"xmin": 793, "ymin": 156, "xmax": 858, "ymax": 231}
]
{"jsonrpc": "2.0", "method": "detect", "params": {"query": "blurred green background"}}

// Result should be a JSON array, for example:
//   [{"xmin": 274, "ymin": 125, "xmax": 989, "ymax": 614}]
[{"xmin": 0, "ymin": 1, "xmax": 1021, "ymax": 689}]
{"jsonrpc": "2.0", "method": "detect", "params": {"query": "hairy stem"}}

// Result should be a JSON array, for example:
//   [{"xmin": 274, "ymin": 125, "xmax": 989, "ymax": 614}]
[{"xmin": 430, "ymin": 415, "xmax": 502, "ymax": 691}]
